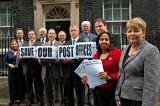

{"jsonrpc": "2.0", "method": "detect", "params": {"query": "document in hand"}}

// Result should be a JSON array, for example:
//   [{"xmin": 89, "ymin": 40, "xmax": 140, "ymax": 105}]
[{"xmin": 75, "ymin": 59, "xmax": 106, "ymax": 88}]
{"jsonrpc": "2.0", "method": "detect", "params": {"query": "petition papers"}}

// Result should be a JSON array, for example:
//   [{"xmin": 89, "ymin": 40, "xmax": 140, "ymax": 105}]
[{"xmin": 75, "ymin": 59, "xmax": 106, "ymax": 88}]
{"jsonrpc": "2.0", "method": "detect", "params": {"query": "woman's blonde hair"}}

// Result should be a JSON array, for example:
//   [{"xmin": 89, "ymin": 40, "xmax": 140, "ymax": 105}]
[{"xmin": 126, "ymin": 17, "xmax": 147, "ymax": 33}]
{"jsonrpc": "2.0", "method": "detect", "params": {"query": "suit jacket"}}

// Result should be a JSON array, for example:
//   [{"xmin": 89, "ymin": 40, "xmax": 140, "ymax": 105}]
[
  {"xmin": 79, "ymin": 32, "xmax": 97, "ymax": 42},
  {"xmin": 41, "ymin": 41, "xmax": 62, "ymax": 80},
  {"xmin": 115, "ymin": 40, "xmax": 160, "ymax": 106},
  {"xmin": 61, "ymin": 37, "xmax": 84, "ymax": 78},
  {"xmin": 37, "ymin": 37, "xmax": 49, "ymax": 44},
  {"xmin": 66, "ymin": 37, "xmax": 85, "ymax": 70},
  {"xmin": 21, "ymin": 40, "xmax": 42, "ymax": 75}
]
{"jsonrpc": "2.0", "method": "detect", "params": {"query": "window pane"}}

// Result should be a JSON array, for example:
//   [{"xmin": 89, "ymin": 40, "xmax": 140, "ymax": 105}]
[
  {"xmin": 107, "ymin": 23, "xmax": 112, "ymax": 33},
  {"xmin": 104, "ymin": 9, "xmax": 112, "ymax": 20},
  {"xmin": 8, "ymin": 15, "xmax": 13, "ymax": 26},
  {"xmin": 113, "ymin": 9, "xmax": 121, "ymax": 20},
  {"xmin": 0, "ymin": 8, "xmax": 6, "ymax": 14},
  {"xmin": 113, "ymin": 0, "xmax": 120, "ymax": 8},
  {"xmin": 122, "ymin": 9, "xmax": 129, "ymax": 20},
  {"xmin": 122, "ymin": 22, "xmax": 127, "ymax": 33},
  {"xmin": 104, "ymin": 0, "xmax": 112, "ymax": 8},
  {"xmin": 113, "ymin": 23, "xmax": 120, "ymax": 33},
  {"xmin": 0, "ymin": 15, "xmax": 7, "ymax": 26},
  {"xmin": 122, "ymin": 2, "xmax": 129, "ymax": 8}
]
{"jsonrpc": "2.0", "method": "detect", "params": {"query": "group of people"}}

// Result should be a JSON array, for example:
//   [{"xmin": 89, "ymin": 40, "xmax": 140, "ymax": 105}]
[{"xmin": 4, "ymin": 17, "xmax": 160, "ymax": 106}]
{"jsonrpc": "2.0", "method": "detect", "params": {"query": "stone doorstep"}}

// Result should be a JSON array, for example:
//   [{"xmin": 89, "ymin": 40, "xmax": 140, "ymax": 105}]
[{"xmin": 0, "ymin": 103, "xmax": 39, "ymax": 106}]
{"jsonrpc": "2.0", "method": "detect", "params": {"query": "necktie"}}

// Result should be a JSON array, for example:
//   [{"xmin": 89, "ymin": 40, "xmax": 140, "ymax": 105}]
[
  {"xmin": 42, "ymin": 38, "xmax": 44, "ymax": 43},
  {"xmin": 72, "ymin": 40, "xmax": 75, "ymax": 45},
  {"xmin": 50, "ymin": 42, "xmax": 53, "ymax": 46},
  {"xmin": 19, "ymin": 40, "xmax": 22, "ymax": 47}
]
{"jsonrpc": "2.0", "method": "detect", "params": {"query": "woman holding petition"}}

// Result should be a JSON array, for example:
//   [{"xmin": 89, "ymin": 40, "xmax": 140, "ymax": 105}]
[
  {"xmin": 82, "ymin": 32, "xmax": 122, "ymax": 106},
  {"xmin": 115, "ymin": 17, "xmax": 160, "ymax": 106},
  {"xmin": 4, "ymin": 39, "xmax": 25, "ymax": 106}
]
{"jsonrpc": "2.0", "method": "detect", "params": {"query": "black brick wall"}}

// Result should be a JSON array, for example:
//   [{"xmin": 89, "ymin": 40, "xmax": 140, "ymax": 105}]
[
  {"xmin": 13, "ymin": 0, "xmax": 34, "ymax": 36},
  {"xmin": 79, "ymin": 0, "xmax": 103, "ymax": 33},
  {"xmin": 80, "ymin": 0, "xmax": 160, "ymax": 35},
  {"xmin": 132, "ymin": 0, "xmax": 158, "ymax": 30}
]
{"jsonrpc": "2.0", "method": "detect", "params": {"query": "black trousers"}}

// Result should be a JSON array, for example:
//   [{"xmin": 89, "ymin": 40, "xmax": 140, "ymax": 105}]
[
  {"xmin": 25, "ymin": 67, "xmax": 44, "ymax": 106},
  {"xmin": 8, "ymin": 68, "xmax": 25, "ymax": 102},
  {"xmin": 72, "ymin": 73, "xmax": 85, "ymax": 106},
  {"xmin": 44, "ymin": 67, "xmax": 61, "ymax": 106},
  {"xmin": 120, "ymin": 98, "xmax": 142, "ymax": 106},
  {"xmin": 94, "ymin": 84, "xmax": 117, "ymax": 106},
  {"xmin": 63, "ymin": 73, "xmax": 74, "ymax": 106}
]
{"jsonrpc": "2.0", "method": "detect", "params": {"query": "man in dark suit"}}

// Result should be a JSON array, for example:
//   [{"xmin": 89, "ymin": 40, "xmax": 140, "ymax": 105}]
[
  {"xmin": 63, "ymin": 25, "xmax": 85, "ymax": 106},
  {"xmin": 58, "ymin": 31, "xmax": 68, "ymax": 104},
  {"xmin": 94, "ymin": 18, "xmax": 121, "ymax": 48},
  {"xmin": 80, "ymin": 21, "xmax": 96, "ymax": 42},
  {"xmin": 16, "ymin": 28, "xmax": 27, "ymax": 102},
  {"xmin": 22, "ymin": 30, "xmax": 44, "ymax": 106},
  {"xmin": 16, "ymin": 28, "xmax": 26, "ymax": 46},
  {"xmin": 41, "ymin": 29, "xmax": 62, "ymax": 106},
  {"xmin": 37, "ymin": 28, "xmax": 49, "ymax": 44},
  {"xmin": 79, "ymin": 21, "xmax": 97, "ymax": 106}
]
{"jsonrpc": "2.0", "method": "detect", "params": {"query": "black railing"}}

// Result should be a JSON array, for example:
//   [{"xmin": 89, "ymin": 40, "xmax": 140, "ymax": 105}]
[{"xmin": 0, "ymin": 27, "xmax": 14, "ymax": 76}]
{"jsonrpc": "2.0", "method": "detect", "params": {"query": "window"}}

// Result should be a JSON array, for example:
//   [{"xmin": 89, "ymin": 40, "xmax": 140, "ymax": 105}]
[
  {"xmin": 46, "ymin": 7, "xmax": 70, "ymax": 20},
  {"xmin": 0, "ymin": 1, "xmax": 14, "ymax": 76},
  {"xmin": 103, "ymin": 0, "xmax": 131, "ymax": 49},
  {"xmin": 0, "ymin": 2, "xmax": 14, "ymax": 49}
]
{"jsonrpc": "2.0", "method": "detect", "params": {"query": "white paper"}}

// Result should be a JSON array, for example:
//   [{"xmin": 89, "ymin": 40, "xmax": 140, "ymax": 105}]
[
  {"xmin": 74, "ymin": 61, "xmax": 85, "ymax": 78},
  {"xmin": 83, "ymin": 60, "xmax": 106, "ymax": 88},
  {"xmin": 75, "ymin": 59, "xmax": 106, "ymax": 88}
]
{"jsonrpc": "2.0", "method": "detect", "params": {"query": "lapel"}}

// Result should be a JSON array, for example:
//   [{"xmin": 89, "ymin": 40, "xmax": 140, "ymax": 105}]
[{"xmin": 121, "ymin": 40, "xmax": 147, "ymax": 69}]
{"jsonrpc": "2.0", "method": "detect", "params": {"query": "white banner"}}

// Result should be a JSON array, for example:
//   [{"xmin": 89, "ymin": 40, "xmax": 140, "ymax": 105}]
[
  {"xmin": 58, "ymin": 45, "xmax": 75, "ymax": 59},
  {"xmin": 75, "ymin": 42, "xmax": 96, "ymax": 58},
  {"xmin": 19, "ymin": 42, "xmax": 97, "ymax": 59},
  {"xmin": 36, "ymin": 46, "xmax": 57, "ymax": 59},
  {"xmin": 19, "ymin": 46, "xmax": 36, "ymax": 58}
]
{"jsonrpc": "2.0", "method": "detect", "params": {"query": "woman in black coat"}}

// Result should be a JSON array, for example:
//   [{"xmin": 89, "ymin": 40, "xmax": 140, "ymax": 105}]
[{"xmin": 4, "ymin": 39, "xmax": 25, "ymax": 105}]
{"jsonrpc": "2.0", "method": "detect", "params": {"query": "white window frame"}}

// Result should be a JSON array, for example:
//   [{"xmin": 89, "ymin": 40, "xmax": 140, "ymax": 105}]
[{"xmin": 103, "ymin": 0, "xmax": 132, "ymax": 49}]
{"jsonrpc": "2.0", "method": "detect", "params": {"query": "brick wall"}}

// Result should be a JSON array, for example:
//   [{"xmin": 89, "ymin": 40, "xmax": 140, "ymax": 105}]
[
  {"xmin": 13, "ymin": 0, "xmax": 34, "ymax": 37},
  {"xmin": 79, "ymin": 0, "xmax": 103, "ymax": 33},
  {"xmin": 132, "ymin": 0, "xmax": 158, "ymax": 30}
]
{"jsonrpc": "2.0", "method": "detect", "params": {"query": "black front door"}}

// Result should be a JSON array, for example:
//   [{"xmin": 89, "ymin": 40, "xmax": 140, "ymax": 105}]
[{"xmin": 46, "ymin": 21, "xmax": 70, "ymax": 40}]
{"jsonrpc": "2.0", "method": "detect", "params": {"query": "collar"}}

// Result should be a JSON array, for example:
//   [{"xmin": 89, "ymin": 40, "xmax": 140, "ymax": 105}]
[
  {"xmin": 18, "ymin": 39, "xmax": 24, "ymax": 43},
  {"xmin": 71, "ymin": 37, "xmax": 79, "ymax": 42},
  {"xmin": 49, "ymin": 40, "xmax": 56, "ymax": 45}
]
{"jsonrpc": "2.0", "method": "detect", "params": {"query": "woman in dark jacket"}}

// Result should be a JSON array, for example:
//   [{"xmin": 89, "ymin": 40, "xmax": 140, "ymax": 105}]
[{"xmin": 4, "ymin": 39, "xmax": 25, "ymax": 105}]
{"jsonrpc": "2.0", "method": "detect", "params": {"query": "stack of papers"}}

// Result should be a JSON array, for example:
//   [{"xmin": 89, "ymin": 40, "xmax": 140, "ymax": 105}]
[{"xmin": 75, "ymin": 59, "xmax": 106, "ymax": 88}]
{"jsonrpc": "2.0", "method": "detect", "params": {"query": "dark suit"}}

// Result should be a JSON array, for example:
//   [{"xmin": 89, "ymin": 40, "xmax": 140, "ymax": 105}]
[
  {"xmin": 79, "ymin": 32, "xmax": 96, "ymax": 42},
  {"xmin": 115, "ymin": 40, "xmax": 160, "ymax": 106},
  {"xmin": 41, "ymin": 41, "xmax": 62, "ymax": 106},
  {"xmin": 22, "ymin": 40, "xmax": 44, "ymax": 106},
  {"xmin": 63, "ymin": 37, "xmax": 85, "ymax": 106},
  {"xmin": 37, "ymin": 37, "xmax": 49, "ymax": 44}
]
